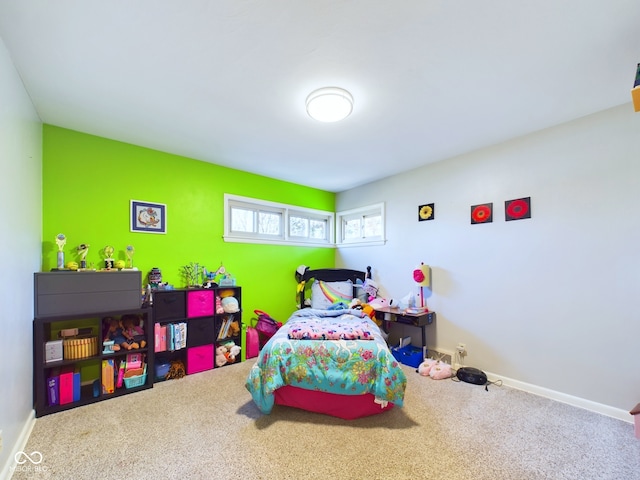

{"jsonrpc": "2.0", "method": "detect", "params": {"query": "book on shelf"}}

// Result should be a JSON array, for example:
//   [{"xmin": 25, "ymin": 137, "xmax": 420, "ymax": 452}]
[
  {"xmin": 59, "ymin": 367, "xmax": 75, "ymax": 405},
  {"xmin": 47, "ymin": 376, "xmax": 59, "ymax": 406},
  {"xmin": 102, "ymin": 359, "xmax": 115, "ymax": 394},
  {"xmin": 167, "ymin": 323, "xmax": 174, "ymax": 351},
  {"xmin": 179, "ymin": 322, "xmax": 187, "ymax": 349},
  {"xmin": 173, "ymin": 323, "xmax": 181, "ymax": 350},
  {"xmin": 154, "ymin": 323, "xmax": 168, "ymax": 352},
  {"xmin": 116, "ymin": 359, "xmax": 126, "ymax": 389},
  {"xmin": 73, "ymin": 371, "xmax": 81, "ymax": 402},
  {"xmin": 218, "ymin": 316, "xmax": 233, "ymax": 340},
  {"xmin": 126, "ymin": 353, "xmax": 142, "ymax": 370},
  {"xmin": 217, "ymin": 320, "xmax": 224, "ymax": 340},
  {"xmin": 172, "ymin": 322, "xmax": 187, "ymax": 350}
]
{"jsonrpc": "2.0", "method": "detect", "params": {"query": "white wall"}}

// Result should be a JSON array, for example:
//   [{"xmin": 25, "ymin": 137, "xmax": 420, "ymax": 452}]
[
  {"xmin": 337, "ymin": 104, "xmax": 640, "ymax": 420},
  {"xmin": 0, "ymin": 37, "xmax": 42, "ymax": 478}
]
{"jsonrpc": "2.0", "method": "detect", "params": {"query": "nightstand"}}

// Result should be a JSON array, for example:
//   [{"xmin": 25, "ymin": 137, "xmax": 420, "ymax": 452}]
[{"xmin": 373, "ymin": 307, "xmax": 435, "ymax": 350}]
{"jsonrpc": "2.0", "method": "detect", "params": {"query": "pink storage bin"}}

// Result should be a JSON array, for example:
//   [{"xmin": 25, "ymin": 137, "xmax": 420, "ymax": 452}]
[
  {"xmin": 186, "ymin": 290, "xmax": 214, "ymax": 318},
  {"xmin": 186, "ymin": 344, "xmax": 214, "ymax": 375}
]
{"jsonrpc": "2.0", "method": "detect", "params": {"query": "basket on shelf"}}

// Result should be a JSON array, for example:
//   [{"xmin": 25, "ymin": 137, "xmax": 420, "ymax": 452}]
[
  {"xmin": 63, "ymin": 335, "xmax": 98, "ymax": 360},
  {"xmin": 123, "ymin": 369, "xmax": 147, "ymax": 389}
]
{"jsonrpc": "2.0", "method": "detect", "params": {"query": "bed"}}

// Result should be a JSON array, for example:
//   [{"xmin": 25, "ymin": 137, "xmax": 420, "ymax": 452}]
[{"xmin": 245, "ymin": 267, "xmax": 407, "ymax": 420}]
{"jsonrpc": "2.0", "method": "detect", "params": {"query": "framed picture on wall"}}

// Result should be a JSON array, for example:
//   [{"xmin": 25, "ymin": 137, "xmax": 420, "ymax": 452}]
[
  {"xmin": 505, "ymin": 197, "xmax": 531, "ymax": 221},
  {"xmin": 418, "ymin": 203, "xmax": 435, "ymax": 221},
  {"xmin": 470, "ymin": 202, "xmax": 493, "ymax": 224},
  {"xmin": 130, "ymin": 200, "xmax": 167, "ymax": 234}
]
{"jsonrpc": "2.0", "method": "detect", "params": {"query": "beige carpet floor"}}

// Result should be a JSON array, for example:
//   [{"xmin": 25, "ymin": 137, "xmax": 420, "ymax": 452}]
[{"xmin": 11, "ymin": 360, "xmax": 640, "ymax": 480}]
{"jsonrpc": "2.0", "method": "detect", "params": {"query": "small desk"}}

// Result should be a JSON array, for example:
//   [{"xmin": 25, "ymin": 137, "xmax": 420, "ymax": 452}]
[{"xmin": 373, "ymin": 307, "xmax": 435, "ymax": 350}]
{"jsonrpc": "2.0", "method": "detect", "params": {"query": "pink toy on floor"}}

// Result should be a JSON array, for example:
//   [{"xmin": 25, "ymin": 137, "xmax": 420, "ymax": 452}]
[
  {"xmin": 417, "ymin": 359, "xmax": 452, "ymax": 379},
  {"xmin": 429, "ymin": 361, "xmax": 452, "ymax": 380},
  {"xmin": 417, "ymin": 358, "xmax": 437, "ymax": 376}
]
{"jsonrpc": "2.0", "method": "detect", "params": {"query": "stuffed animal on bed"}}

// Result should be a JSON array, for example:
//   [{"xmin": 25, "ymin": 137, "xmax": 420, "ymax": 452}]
[{"xmin": 367, "ymin": 297, "xmax": 391, "ymax": 309}]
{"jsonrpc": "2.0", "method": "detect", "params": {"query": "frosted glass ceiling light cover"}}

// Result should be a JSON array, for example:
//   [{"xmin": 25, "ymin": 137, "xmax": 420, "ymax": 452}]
[{"xmin": 306, "ymin": 87, "xmax": 353, "ymax": 122}]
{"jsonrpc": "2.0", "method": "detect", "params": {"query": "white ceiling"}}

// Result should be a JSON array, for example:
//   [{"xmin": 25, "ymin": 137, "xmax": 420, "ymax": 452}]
[{"xmin": 1, "ymin": 1, "xmax": 638, "ymax": 192}]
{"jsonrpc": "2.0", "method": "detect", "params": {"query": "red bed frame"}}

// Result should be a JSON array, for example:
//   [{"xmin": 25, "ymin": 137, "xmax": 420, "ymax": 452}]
[{"xmin": 274, "ymin": 386, "xmax": 394, "ymax": 420}]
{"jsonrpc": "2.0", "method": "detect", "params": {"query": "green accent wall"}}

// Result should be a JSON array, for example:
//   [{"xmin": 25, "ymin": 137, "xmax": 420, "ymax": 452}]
[{"xmin": 42, "ymin": 125, "xmax": 336, "ymax": 337}]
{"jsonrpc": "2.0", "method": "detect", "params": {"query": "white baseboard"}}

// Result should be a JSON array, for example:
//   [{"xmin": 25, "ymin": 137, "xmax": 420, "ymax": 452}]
[
  {"xmin": 485, "ymin": 370, "xmax": 632, "ymax": 424},
  {"xmin": 0, "ymin": 410, "xmax": 36, "ymax": 480}
]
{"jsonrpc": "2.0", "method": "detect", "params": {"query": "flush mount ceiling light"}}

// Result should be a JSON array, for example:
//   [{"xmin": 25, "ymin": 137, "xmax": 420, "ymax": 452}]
[{"xmin": 306, "ymin": 87, "xmax": 353, "ymax": 122}]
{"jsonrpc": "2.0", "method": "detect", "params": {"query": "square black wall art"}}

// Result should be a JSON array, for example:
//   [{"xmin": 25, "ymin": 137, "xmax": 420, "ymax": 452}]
[
  {"xmin": 418, "ymin": 203, "xmax": 435, "ymax": 221},
  {"xmin": 470, "ymin": 203, "xmax": 493, "ymax": 224},
  {"xmin": 505, "ymin": 197, "xmax": 531, "ymax": 221}
]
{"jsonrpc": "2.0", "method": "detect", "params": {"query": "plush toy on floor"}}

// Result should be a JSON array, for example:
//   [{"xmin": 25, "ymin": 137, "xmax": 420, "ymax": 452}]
[
  {"xmin": 417, "ymin": 358, "xmax": 437, "ymax": 376},
  {"xmin": 429, "ymin": 361, "xmax": 452, "ymax": 380},
  {"xmin": 417, "ymin": 358, "xmax": 452, "ymax": 379}
]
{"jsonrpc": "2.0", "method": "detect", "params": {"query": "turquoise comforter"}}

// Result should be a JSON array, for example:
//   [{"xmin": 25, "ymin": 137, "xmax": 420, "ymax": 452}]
[{"xmin": 245, "ymin": 308, "xmax": 407, "ymax": 414}]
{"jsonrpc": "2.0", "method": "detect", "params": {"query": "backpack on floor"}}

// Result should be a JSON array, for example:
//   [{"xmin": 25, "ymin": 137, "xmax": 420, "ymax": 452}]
[{"xmin": 246, "ymin": 325, "xmax": 260, "ymax": 359}]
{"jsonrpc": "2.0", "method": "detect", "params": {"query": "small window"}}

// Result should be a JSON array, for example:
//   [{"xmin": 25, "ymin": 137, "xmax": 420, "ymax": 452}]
[
  {"xmin": 289, "ymin": 212, "xmax": 329, "ymax": 242},
  {"xmin": 229, "ymin": 203, "xmax": 283, "ymax": 239},
  {"xmin": 224, "ymin": 194, "xmax": 334, "ymax": 247},
  {"xmin": 337, "ymin": 203, "xmax": 385, "ymax": 246}
]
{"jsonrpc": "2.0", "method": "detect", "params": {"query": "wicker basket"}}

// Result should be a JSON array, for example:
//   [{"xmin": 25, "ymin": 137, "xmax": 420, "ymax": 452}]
[{"xmin": 123, "ymin": 373, "xmax": 147, "ymax": 389}]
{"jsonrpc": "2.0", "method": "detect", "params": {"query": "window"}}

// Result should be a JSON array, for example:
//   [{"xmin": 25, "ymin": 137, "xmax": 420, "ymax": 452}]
[
  {"xmin": 336, "ymin": 203, "xmax": 385, "ymax": 246},
  {"xmin": 224, "ymin": 194, "xmax": 334, "ymax": 247}
]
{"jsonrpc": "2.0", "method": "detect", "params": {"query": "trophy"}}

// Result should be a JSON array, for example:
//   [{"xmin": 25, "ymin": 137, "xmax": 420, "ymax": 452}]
[
  {"xmin": 77, "ymin": 244, "xmax": 90, "ymax": 270},
  {"xmin": 125, "ymin": 245, "xmax": 136, "ymax": 270},
  {"xmin": 103, "ymin": 245, "xmax": 115, "ymax": 270},
  {"xmin": 55, "ymin": 233, "xmax": 66, "ymax": 270}
]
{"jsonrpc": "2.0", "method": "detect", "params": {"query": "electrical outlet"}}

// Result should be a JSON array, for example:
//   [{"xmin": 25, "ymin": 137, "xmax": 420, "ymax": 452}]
[{"xmin": 454, "ymin": 344, "xmax": 467, "ymax": 369}]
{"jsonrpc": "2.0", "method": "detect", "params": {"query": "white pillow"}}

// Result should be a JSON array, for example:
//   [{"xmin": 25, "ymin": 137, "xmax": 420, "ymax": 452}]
[{"xmin": 310, "ymin": 280, "xmax": 353, "ymax": 309}]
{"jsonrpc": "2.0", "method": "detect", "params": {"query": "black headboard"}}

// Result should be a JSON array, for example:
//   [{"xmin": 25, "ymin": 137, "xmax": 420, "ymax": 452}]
[{"xmin": 297, "ymin": 266, "xmax": 371, "ymax": 308}]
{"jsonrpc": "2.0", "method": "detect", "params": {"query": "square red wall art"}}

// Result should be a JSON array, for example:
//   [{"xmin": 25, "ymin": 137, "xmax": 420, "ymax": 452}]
[
  {"xmin": 505, "ymin": 197, "xmax": 531, "ymax": 221},
  {"xmin": 470, "ymin": 203, "xmax": 493, "ymax": 224}
]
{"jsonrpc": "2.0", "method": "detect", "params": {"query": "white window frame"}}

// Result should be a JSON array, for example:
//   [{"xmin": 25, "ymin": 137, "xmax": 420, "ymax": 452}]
[
  {"xmin": 336, "ymin": 202, "xmax": 386, "ymax": 247},
  {"xmin": 224, "ymin": 194, "xmax": 335, "ymax": 247}
]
